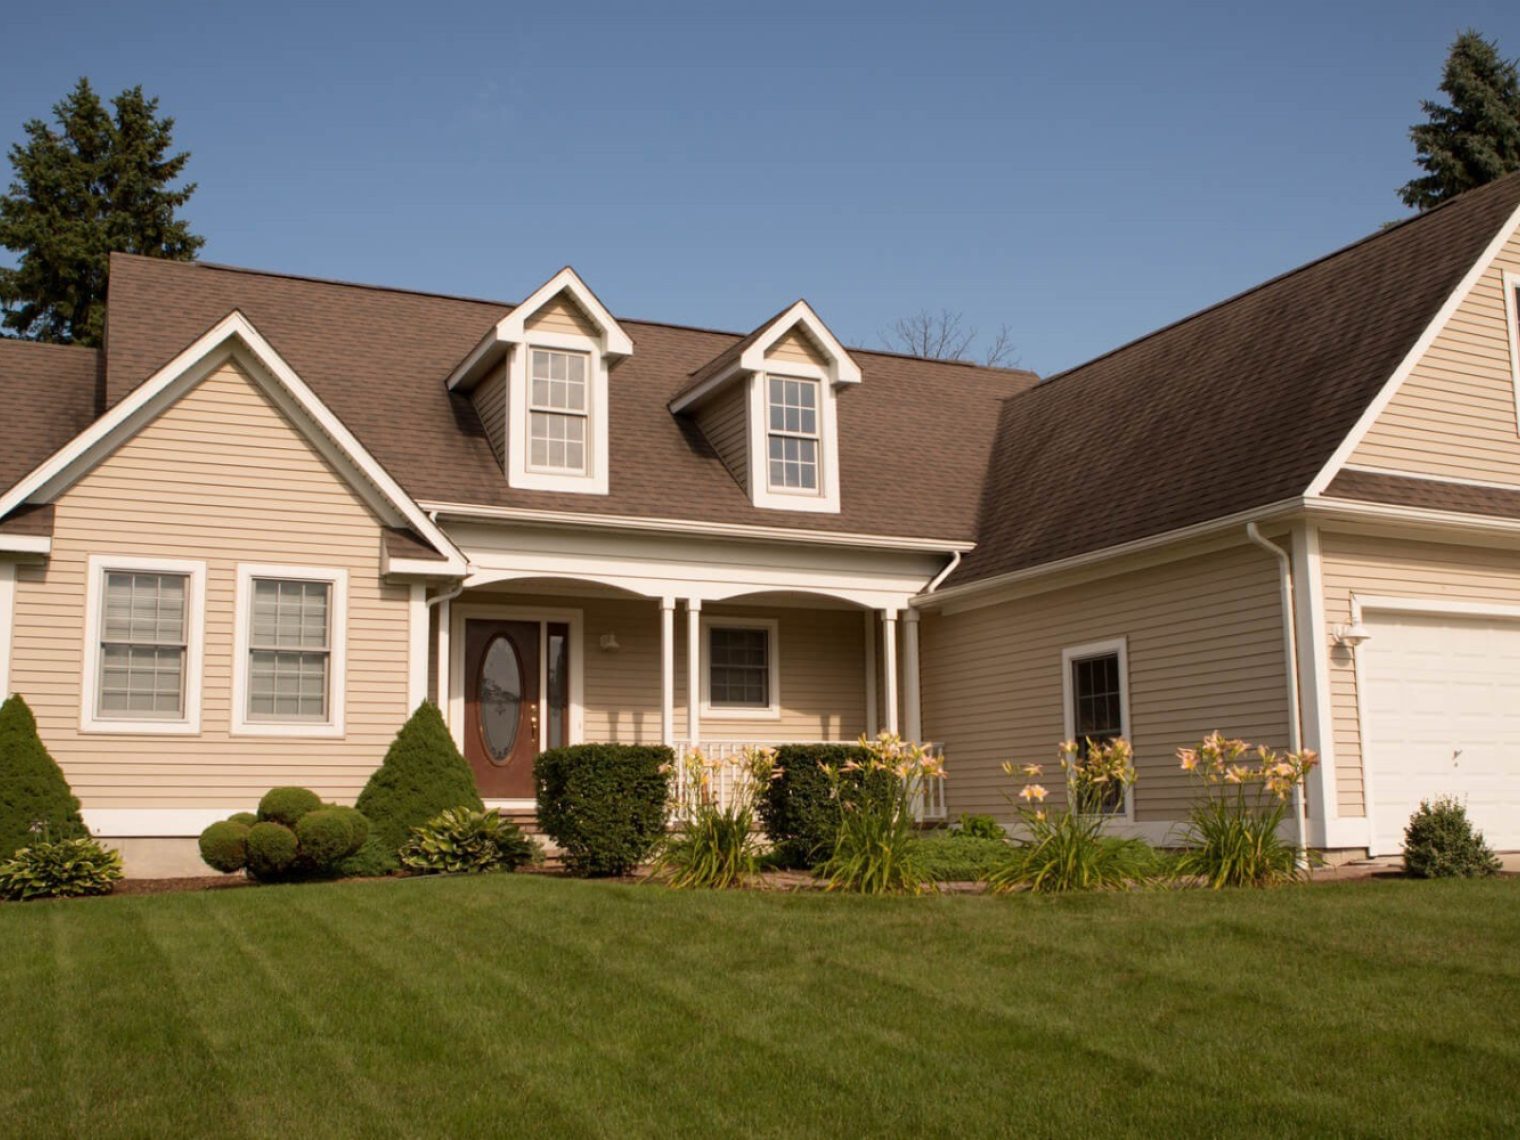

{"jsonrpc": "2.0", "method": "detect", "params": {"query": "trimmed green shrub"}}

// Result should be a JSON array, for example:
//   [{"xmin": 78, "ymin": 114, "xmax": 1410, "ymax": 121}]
[
  {"xmin": 535, "ymin": 744, "xmax": 671, "ymax": 876},
  {"xmin": 295, "ymin": 809, "xmax": 357, "ymax": 867},
  {"xmin": 758, "ymin": 743, "xmax": 877, "ymax": 868},
  {"xmin": 400, "ymin": 808, "xmax": 541, "ymax": 875},
  {"xmin": 0, "ymin": 694, "xmax": 85, "ymax": 859},
  {"xmin": 338, "ymin": 833, "xmax": 401, "ymax": 878},
  {"xmin": 357, "ymin": 702, "xmax": 483, "ymax": 856},
  {"xmin": 912, "ymin": 832, "xmax": 1015, "ymax": 882},
  {"xmin": 0, "ymin": 830, "xmax": 122, "ymax": 900},
  {"xmin": 227, "ymin": 812, "xmax": 259, "ymax": 828},
  {"xmin": 1403, "ymin": 797, "xmax": 1502, "ymax": 879},
  {"xmin": 198, "ymin": 820, "xmax": 251, "ymax": 874},
  {"xmin": 952, "ymin": 813, "xmax": 1005, "ymax": 841},
  {"xmin": 245, "ymin": 822, "xmax": 299, "ymax": 879},
  {"xmin": 258, "ymin": 786, "xmax": 323, "ymax": 828},
  {"xmin": 327, "ymin": 804, "xmax": 369, "ymax": 853}
]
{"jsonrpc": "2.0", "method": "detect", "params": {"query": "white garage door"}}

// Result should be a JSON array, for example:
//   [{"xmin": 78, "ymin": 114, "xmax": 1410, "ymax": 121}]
[{"xmin": 1361, "ymin": 610, "xmax": 1520, "ymax": 855}]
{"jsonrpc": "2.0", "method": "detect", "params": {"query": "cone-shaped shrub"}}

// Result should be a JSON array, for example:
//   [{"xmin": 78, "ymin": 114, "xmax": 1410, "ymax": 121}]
[
  {"xmin": 357, "ymin": 702, "xmax": 482, "ymax": 855},
  {"xmin": 0, "ymin": 695, "xmax": 85, "ymax": 859}
]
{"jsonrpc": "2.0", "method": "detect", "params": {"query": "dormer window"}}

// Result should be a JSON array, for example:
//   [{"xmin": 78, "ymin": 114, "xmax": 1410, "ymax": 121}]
[
  {"xmin": 767, "ymin": 376, "xmax": 820, "ymax": 493},
  {"xmin": 528, "ymin": 349, "xmax": 590, "ymax": 474}
]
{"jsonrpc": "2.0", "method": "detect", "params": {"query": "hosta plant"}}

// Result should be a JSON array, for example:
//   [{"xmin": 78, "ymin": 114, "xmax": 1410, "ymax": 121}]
[
  {"xmin": 988, "ymin": 739, "xmax": 1153, "ymax": 893},
  {"xmin": 400, "ymin": 808, "xmax": 542, "ymax": 875},
  {"xmin": 0, "ymin": 824, "xmax": 123, "ymax": 901},
  {"xmin": 654, "ymin": 746, "xmax": 776, "ymax": 889},
  {"xmin": 1171, "ymin": 732, "xmax": 1318, "ymax": 888},
  {"xmin": 815, "ymin": 733, "xmax": 944, "ymax": 895}
]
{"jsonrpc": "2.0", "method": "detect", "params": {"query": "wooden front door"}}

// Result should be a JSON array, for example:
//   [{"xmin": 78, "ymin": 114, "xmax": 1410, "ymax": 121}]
[{"xmin": 464, "ymin": 620, "xmax": 541, "ymax": 798}]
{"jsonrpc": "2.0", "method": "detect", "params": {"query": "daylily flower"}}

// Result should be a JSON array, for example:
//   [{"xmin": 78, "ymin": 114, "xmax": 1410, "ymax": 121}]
[{"xmin": 1019, "ymin": 784, "xmax": 1049, "ymax": 803}]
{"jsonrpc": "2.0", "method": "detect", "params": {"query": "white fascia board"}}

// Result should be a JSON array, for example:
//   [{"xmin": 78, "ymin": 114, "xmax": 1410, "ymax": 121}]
[
  {"xmin": 1305, "ymin": 494, "xmax": 1520, "ymax": 539},
  {"xmin": 384, "ymin": 555, "xmax": 462, "ymax": 578},
  {"xmin": 1305, "ymin": 200, "xmax": 1520, "ymax": 497},
  {"xmin": 667, "ymin": 361, "xmax": 745, "ymax": 414},
  {"xmin": 739, "ymin": 300, "xmax": 861, "ymax": 386},
  {"xmin": 0, "ymin": 535, "xmax": 51, "ymax": 556},
  {"xmin": 0, "ymin": 310, "xmax": 467, "ymax": 576},
  {"xmin": 444, "ymin": 326, "xmax": 506, "ymax": 392}
]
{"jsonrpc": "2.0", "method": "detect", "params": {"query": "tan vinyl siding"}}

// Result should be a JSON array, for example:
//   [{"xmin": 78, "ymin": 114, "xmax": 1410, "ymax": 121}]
[
  {"xmin": 921, "ymin": 542, "xmax": 1291, "ymax": 822},
  {"xmin": 1350, "ymin": 226, "xmax": 1520, "ymax": 484},
  {"xmin": 461, "ymin": 590, "xmax": 866, "ymax": 743},
  {"xmin": 1319, "ymin": 529, "xmax": 1520, "ymax": 817},
  {"xmin": 694, "ymin": 381, "xmax": 749, "ymax": 489},
  {"xmin": 765, "ymin": 327, "xmax": 828, "ymax": 368},
  {"xmin": 9, "ymin": 361, "xmax": 411, "ymax": 808},
  {"xmin": 524, "ymin": 292, "xmax": 600, "ymax": 338},
  {"xmin": 471, "ymin": 361, "xmax": 507, "ymax": 469}
]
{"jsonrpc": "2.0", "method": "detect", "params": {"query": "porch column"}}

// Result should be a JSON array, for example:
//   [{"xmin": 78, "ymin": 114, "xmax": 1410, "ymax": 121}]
[
  {"xmin": 436, "ymin": 596, "xmax": 452, "ymax": 718},
  {"xmin": 660, "ymin": 597, "xmax": 676, "ymax": 748},
  {"xmin": 686, "ymin": 598, "xmax": 702, "ymax": 746},
  {"xmin": 863, "ymin": 609, "xmax": 878, "ymax": 737},
  {"xmin": 903, "ymin": 608, "xmax": 922, "ymax": 743},
  {"xmin": 880, "ymin": 608, "xmax": 899, "ymax": 735},
  {"xmin": 407, "ymin": 583, "xmax": 428, "ymax": 713}
]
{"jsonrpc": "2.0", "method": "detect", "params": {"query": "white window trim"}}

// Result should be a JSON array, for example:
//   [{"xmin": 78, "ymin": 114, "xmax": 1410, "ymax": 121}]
[
  {"xmin": 1504, "ymin": 269, "xmax": 1520, "ymax": 436},
  {"xmin": 231, "ymin": 563, "xmax": 348, "ymax": 738},
  {"xmin": 1060, "ymin": 636, "xmax": 1134, "ymax": 821},
  {"xmin": 81, "ymin": 554, "xmax": 206, "ymax": 735},
  {"xmin": 700, "ymin": 615, "xmax": 781, "ymax": 720},
  {"xmin": 508, "ymin": 331, "xmax": 610, "ymax": 495},
  {"xmin": 746, "ymin": 370, "xmax": 842, "ymax": 513}
]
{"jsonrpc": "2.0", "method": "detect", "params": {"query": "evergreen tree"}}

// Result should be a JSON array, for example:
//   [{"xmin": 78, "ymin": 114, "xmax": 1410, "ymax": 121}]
[
  {"xmin": 0, "ymin": 694, "xmax": 85, "ymax": 859},
  {"xmin": 0, "ymin": 78, "xmax": 203, "ymax": 346},
  {"xmin": 356, "ymin": 703, "xmax": 484, "ymax": 855},
  {"xmin": 1400, "ymin": 31, "xmax": 1520, "ymax": 210}
]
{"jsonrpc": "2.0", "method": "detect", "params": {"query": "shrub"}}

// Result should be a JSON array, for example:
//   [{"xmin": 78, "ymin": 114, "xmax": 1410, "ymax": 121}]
[
  {"xmin": 296, "ymin": 809, "xmax": 358, "ymax": 867},
  {"xmin": 758, "ymin": 743, "xmax": 879, "ymax": 867},
  {"xmin": 816, "ymin": 734, "xmax": 944, "ymax": 895},
  {"xmin": 357, "ymin": 702, "xmax": 483, "ymax": 856},
  {"xmin": 654, "ymin": 747, "xmax": 775, "ymax": 889},
  {"xmin": 227, "ymin": 812, "xmax": 259, "ymax": 828},
  {"xmin": 198, "ymin": 820, "xmax": 251, "ymax": 874},
  {"xmin": 1171, "ymin": 733, "xmax": 1318, "ymax": 889},
  {"xmin": 400, "ymin": 808, "xmax": 541, "ymax": 875},
  {"xmin": 535, "ymin": 744, "xmax": 671, "ymax": 876},
  {"xmin": 952, "ymin": 813, "xmax": 1005, "ymax": 841},
  {"xmin": 912, "ymin": 832, "xmax": 1015, "ymax": 882},
  {"xmin": 338, "ymin": 834, "xmax": 400, "ymax": 878},
  {"xmin": 0, "ymin": 694, "xmax": 85, "ymax": 859},
  {"xmin": 0, "ymin": 828, "xmax": 122, "ymax": 901},
  {"xmin": 1403, "ymin": 797, "xmax": 1501, "ymax": 879},
  {"xmin": 245, "ymin": 822, "xmax": 300, "ymax": 879},
  {"xmin": 990, "ymin": 739, "xmax": 1153, "ymax": 893},
  {"xmin": 258, "ymin": 786, "xmax": 323, "ymax": 827}
]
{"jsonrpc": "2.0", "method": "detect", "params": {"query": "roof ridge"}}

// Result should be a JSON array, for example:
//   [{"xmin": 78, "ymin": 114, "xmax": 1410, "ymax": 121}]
[{"xmin": 1027, "ymin": 171, "xmax": 1520, "ymax": 394}]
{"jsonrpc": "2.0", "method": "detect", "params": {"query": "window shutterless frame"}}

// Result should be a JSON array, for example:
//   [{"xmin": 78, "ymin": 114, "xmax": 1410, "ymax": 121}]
[
  {"xmin": 1060, "ymin": 637, "xmax": 1133, "ymax": 820},
  {"xmin": 231, "ymin": 563, "xmax": 347, "ymax": 737},
  {"xmin": 80, "ymin": 554, "xmax": 207, "ymax": 734},
  {"xmin": 764, "ymin": 375, "xmax": 822, "ymax": 494},
  {"xmin": 525, "ymin": 347, "xmax": 592, "ymax": 475},
  {"xmin": 1504, "ymin": 270, "xmax": 1520, "ymax": 436},
  {"xmin": 699, "ymin": 615, "xmax": 781, "ymax": 719}
]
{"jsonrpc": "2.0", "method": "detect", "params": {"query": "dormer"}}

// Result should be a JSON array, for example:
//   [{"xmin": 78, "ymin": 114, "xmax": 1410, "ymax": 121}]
[
  {"xmin": 671, "ymin": 301, "xmax": 860, "ymax": 514},
  {"xmin": 448, "ymin": 268, "xmax": 633, "ymax": 496}
]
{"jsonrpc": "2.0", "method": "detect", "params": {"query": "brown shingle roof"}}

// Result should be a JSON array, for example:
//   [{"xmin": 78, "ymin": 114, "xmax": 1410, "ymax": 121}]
[
  {"xmin": 383, "ymin": 526, "xmax": 448, "ymax": 562},
  {"xmin": 99, "ymin": 255, "xmax": 1035, "ymax": 543},
  {"xmin": 0, "ymin": 341, "xmax": 99, "ymax": 493},
  {"xmin": 948, "ymin": 171, "xmax": 1520, "ymax": 587},
  {"xmin": 1325, "ymin": 469, "xmax": 1520, "ymax": 520},
  {"xmin": 0, "ymin": 503, "xmax": 54, "ymax": 538}
]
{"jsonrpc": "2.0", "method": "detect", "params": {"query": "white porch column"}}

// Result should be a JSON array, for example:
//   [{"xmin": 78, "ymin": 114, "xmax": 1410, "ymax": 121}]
[
  {"xmin": 863, "ymin": 609, "xmax": 878, "ymax": 737},
  {"xmin": 903, "ymin": 608, "xmax": 922, "ymax": 743},
  {"xmin": 685, "ymin": 598, "xmax": 702, "ymax": 747},
  {"xmin": 660, "ymin": 597, "xmax": 676, "ymax": 748},
  {"xmin": 0, "ymin": 562, "xmax": 14, "ymax": 700},
  {"xmin": 880, "ymin": 608, "xmax": 899, "ymax": 735},
  {"xmin": 436, "ymin": 596, "xmax": 452, "ymax": 712},
  {"xmin": 406, "ymin": 583, "xmax": 427, "ymax": 713}
]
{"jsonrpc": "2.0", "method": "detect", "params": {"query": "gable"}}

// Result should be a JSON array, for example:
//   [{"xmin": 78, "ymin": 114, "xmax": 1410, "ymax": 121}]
[
  {"xmin": 765, "ymin": 326, "xmax": 829, "ymax": 369},
  {"xmin": 523, "ymin": 291, "xmax": 601, "ymax": 339},
  {"xmin": 1348, "ymin": 222, "xmax": 1520, "ymax": 487}
]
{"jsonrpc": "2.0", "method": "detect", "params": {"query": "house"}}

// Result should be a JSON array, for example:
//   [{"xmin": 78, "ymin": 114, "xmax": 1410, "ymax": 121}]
[{"xmin": 2, "ymin": 171, "xmax": 1519, "ymax": 875}]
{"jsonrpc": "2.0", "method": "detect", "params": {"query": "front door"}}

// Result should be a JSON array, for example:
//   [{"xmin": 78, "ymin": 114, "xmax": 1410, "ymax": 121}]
[{"xmin": 464, "ymin": 620, "xmax": 541, "ymax": 798}]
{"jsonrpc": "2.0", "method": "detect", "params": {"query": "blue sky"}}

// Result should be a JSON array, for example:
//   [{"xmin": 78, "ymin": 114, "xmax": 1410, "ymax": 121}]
[{"xmin": 4, "ymin": 0, "xmax": 1519, "ymax": 375}]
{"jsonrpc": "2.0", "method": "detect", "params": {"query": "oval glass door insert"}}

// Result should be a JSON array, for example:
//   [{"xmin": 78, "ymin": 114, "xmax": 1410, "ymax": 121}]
[{"xmin": 478, "ymin": 635, "xmax": 523, "ymax": 764}]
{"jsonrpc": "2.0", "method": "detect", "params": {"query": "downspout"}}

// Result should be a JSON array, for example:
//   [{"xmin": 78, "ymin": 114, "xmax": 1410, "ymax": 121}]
[
  {"xmin": 1244, "ymin": 523, "xmax": 1308, "ymax": 868},
  {"xmin": 922, "ymin": 551, "xmax": 962, "ymax": 596}
]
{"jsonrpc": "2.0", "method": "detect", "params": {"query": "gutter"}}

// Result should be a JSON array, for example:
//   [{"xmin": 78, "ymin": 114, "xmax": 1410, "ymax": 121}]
[
  {"xmin": 922, "ymin": 551, "xmax": 962, "ymax": 595},
  {"xmin": 1244, "ymin": 522, "xmax": 1308, "ymax": 867}
]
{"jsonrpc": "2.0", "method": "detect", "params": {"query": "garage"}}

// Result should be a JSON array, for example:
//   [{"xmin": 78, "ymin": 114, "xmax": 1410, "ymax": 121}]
[{"xmin": 1359, "ymin": 608, "xmax": 1520, "ymax": 856}]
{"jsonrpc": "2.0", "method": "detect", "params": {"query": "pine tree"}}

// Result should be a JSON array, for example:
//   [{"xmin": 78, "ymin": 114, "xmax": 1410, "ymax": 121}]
[
  {"xmin": 0, "ymin": 694, "xmax": 85, "ymax": 859},
  {"xmin": 356, "ymin": 702, "xmax": 484, "ymax": 855},
  {"xmin": 1400, "ymin": 31, "xmax": 1520, "ymax": 210},
  {"xmin": 0, "ymin": 78, "xmax": 203, "ymax": 346}
]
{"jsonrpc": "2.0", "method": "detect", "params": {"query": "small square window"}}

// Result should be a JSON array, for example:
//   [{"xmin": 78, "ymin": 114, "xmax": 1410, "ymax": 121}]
[{"xmin": 704, "ymin": 623, "xmax": 778, "ymax": 715}]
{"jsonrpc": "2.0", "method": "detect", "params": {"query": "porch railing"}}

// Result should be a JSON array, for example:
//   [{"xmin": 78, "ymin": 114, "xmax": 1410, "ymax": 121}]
[{"xmin": 671, "ymin": 740, "xmax": 948, "ymax": 823}]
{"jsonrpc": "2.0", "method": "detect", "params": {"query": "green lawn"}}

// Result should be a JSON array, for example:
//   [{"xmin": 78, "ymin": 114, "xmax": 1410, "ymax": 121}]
[{"xmin": 1, "ymin": 876, "xmax": 1517, "ymax": 1138}]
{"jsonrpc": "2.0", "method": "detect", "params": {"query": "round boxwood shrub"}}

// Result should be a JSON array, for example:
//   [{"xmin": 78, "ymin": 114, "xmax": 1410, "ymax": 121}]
[
  {"xmin": 0, "ymin": 694, "xmax": 86, "ymax": 859},
  {"xmin": 199, "ymin": 820, "xmax": 251, "ymax": 874},
  {"xmin": 245, "ymin": 821, "xmax": 300, "ymax": 879},
  {"xmin": 295, "ymin": 809, "xmax": 361, "ymax": 867},
  {"xmin": 328, "ymin": 804, "xmax": 369, "ymax": 852},
  {"xmin": 357, "ymin": 702, "xmax": 484, "ymax": 856},
  {"xmin": 758, "ymin": 744, "xmax": 878, "ymax": 868},
  {"xmin": 258, "ymin": 787, "xmax": 323, "ymax": 828},
  {"xmin": 1403, "ymin": 796, "xmax": 1502, "ymax": 879},
  {"xmin": 535, "ymin": 744, "xmax": 671, "ymax": 876},
  {"xmin": 227, "ymin": 811, "xmax": 259, "ymax": 828}
]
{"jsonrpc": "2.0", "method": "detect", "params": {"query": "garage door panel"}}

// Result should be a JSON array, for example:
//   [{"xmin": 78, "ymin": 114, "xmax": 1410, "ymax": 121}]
[{"xmin": 1362, "ymin": 611, "xmax": 1520, "ymax": 855}]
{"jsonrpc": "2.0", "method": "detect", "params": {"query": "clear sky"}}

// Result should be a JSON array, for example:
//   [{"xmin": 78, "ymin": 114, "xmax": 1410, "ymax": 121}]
[{"xmin": 3, "ymin": 0, "xmax": 1519, "ymax": 375}]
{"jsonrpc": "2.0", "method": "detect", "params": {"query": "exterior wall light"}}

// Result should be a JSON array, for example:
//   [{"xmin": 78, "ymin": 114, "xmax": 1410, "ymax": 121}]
[
  {"xmin": 599, "ymin": 632, "xmax": 621, "ymax": 652},
  {"xmin": 1333, "ymin": 621, "xmax": 1371, "ymax": 649}
]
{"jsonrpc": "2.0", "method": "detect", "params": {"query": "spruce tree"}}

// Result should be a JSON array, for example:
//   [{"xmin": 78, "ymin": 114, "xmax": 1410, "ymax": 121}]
[
  {"xmin": 0, "ymin": 78, "xmax": 203, "ymax": 346},
  {"xmin": 356, "ymin": 702, "xmax": 484, "ymax": 855},
  {"xmin": 1400, "ymin": 31, "xmax": 1520, "ymax": 210},
  {"xmin": 0, "ymin": 694, "xmax": 85, "ymax": 859}
]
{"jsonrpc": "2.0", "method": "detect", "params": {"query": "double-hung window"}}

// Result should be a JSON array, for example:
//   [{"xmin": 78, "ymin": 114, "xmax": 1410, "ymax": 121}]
[
  {"xmin": 1062, "ymin": 639, "xmax": 1130, "ymax": 815},
  {"xmin": 702, "ymin": 618, "xmax": 780, "ymax": 718},
  {"xmin": 528, "ymin": 348, "xmax": 590, "ymax": 474},
  {"xmin": 766, "ymin": 376, "xmax": 821, "ymax": 493},
  {"xmin": 233, "ymin": 565, "xmax": 346, "ymax": 736}
]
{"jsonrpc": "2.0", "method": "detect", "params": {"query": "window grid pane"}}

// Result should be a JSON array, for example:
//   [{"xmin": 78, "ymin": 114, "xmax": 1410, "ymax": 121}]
[
  {"xmin": 1070, "ymin": 652, "xmax": 1124, "ymax": 813},
  {"xmin": 98, "ymin": 571, "xmax": 188, "ymax": 718},
  {"xmin": 766, "ymin": 376, "xmax": 821, "ymax": 491},
  {"xmin": 709, "ymin": 627, "xmax": 769, "ymax": 707},
  {"xmin": 529, "ymin": 349, "xmax": 588, "ymax": 412},
  {"xmin": 247, "ymin": 578, "xmax": 332, "ymax": 722},
  {"xmin": 528, "ymin": 410, "xmax": 587, "ymax": 472}
]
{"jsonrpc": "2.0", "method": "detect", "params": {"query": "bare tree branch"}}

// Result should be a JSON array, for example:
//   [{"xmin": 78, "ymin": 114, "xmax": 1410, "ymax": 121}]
[
  {"xmin": 981, "ymin": 323, "xmax": 1019, "ymax": 368},
  {"xmin": 880, "ymin": 309, "xmax": 1017, "ymax": 368}
]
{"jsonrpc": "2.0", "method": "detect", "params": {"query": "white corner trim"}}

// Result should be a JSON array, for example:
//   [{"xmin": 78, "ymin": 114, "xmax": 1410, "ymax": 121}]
[
  {"xmin": 0, "ymin": 310, "xmax": 466, "ymax": 575},
  {"xmin": 80, "ymin": 554, "xmax": 207, "ymax": 735},
  {"xmin": 1060, "ymin": 636, "xmax": 1134, "ymax": 822},
  {"xmin": 739, "ymin": 301, "xmax": 861, "ymax": 387},
  {"xmin": 1504, "ymin": 268, "xmax": 1520, "ymax": 436},
  {"xmin": 230, "ymin": 563, "xmax": 348, "ymax": 738},
  {"xmin": 1290, "ymin": 521, "xmax": 1339, "ymax": 845},
  {"xmin": 1306, "ymin": 200, "xmax": 1520, "ymax": 496},
  {"xmin": 507, "ymin": 335, "xmax": 610, "ymax": 496},
  {"xmin": 699, "ymin": 614, "xmax": 782, "ymax": 720},
  {"xmin": 746, "ymin": 372, "xmax": 842, "ymax": 514},
  {"xmin": 0, "ymin": 562, "xmax": 14, "ymax": 699}
]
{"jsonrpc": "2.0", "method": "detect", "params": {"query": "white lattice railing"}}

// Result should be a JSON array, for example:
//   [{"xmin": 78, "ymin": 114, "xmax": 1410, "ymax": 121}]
[{"xmin": 671, "ymin": 740, "xmax": 947, "ymax": 823}]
